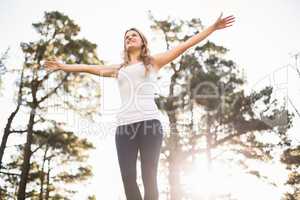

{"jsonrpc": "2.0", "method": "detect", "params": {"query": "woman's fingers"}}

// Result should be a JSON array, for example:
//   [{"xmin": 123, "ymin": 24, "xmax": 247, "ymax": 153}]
[
  {"xmin": 44, "ymin": 60, "xmax": 59, "ymax": 70},
  {"xmin": 224, "ymin": 15, "xmax": 235, "ymax": 21},
  {"xmin": 224, "ymin": 24, "xmax": 233, "ymax": 29},
  {"xmin": 44, "ymin": 61, "xmax": 55, "ymax": 66},
  {"xmin": 225, "ymin": 18, "xmax": 235, "ymax": 24},
  {"xmin": 225, "ymin": 19, "xmax": 235, "ymax": 26},
  {"xmin": 217, "ymin": 15, "xmax": 235, "ymax": 29},
  {"xmin": 223, "ymin": 16, "xmax": 235, "ymax": 22},
  {"xmin": 213, "ymin": 13, "xmax": 235, "ymax": 30}
]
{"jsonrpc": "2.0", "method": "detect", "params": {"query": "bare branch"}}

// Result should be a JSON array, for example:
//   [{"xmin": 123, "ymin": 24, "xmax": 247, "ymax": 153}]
[
  {"xmin": 9, "ymin": 129, "xmax": 27, "ymax": 134},
  {"xmin": 37, "ymin": 73, "xmax": 70, "ymax": 104},
  {"xmin": 0, "ymin": 170, "xmax": 21, "ymax": 176}
]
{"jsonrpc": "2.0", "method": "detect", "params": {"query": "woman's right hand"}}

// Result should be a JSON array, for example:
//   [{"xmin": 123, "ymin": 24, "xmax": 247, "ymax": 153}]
[{"xmin": 43, "ymin": 58, "xmax": 64, "ymax": 71}]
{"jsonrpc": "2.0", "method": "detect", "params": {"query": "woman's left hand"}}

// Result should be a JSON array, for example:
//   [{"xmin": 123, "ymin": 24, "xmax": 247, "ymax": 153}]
[{"xmin": 212, "ymin": 13, "xmax": 235, "ymax": 30}]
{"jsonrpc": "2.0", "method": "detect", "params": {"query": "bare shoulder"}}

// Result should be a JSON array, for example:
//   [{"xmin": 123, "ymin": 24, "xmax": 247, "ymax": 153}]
[
  {"xmin": 92, "ymin": 63, "xmax": 122, "ymax": 78},
  {"xmin": 105, "ymin": 63, "xmax": 122, "ymax": 69},
  {"xmin": 111, "ymin": 63, "xmax": 123, "ymax": 78}
]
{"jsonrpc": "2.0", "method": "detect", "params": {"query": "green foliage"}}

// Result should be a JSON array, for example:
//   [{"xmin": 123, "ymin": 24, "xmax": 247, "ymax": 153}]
[
  {"xmin": 88, "ymin": 195, "xmax": 96, "ymax": 200},
  {"xmin": 281, "ymin": 146, "xmax": 300, "ymax": 199},
  {"xmin": 281, "ymin": 146, "xmax": 300, "ymax": 167},
  {"xmin": 5, "ymin": 122, "xmax": 95, "ymax": 199},
  {"xmin": 18, "ymin": 10, "xmax": 102, "ymax": 119}
]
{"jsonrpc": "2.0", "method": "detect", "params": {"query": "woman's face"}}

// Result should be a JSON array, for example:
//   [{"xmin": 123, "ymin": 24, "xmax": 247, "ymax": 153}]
[{"xmin": 124, "ymin": 30, "xmax": 143, "ymax": 51}]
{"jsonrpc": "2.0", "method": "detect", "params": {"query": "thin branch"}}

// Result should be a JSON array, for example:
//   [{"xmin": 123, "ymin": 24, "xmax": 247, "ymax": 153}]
[
  {"xmin": 9, "ymin": 129, "xmax": 27, "ymax": 134},
  {"xmin": 0, "ymin": 171, "xmax": 21, "ymax": 176},
  {"xmin": 288, "ymin": 97, "xmax": 300, "ymax": 118},
  {"xmin": 33, "ymin": 118, "xmax": 43, "ymax": 125},
  {"xmin": 39, "ymin": 103, "xmax": 67, "ymax": 111},
  {"xmin": 31, "ymin": 143, "xmax": 44, "ymax": 155},
  {"xmin": 296, "ymin": 67, "xmax": 300, "ymax": 78},
  {"xmin": 38, "ymin": 73, "xmax": 70, "ymax": 104}
]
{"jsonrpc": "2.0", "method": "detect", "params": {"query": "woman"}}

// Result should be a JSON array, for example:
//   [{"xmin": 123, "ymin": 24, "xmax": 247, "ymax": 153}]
[{"xmin": 44, "ymin": 13, "xmax": 235, "ymax": 200}]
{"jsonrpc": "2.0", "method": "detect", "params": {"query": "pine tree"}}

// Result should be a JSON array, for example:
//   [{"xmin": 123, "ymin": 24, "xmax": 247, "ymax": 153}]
[
  {"xmin": 0, "ymin": 11, "xmax": 102, "ymax": 200},
  {"xmin": 149, "ymin": 12, "xmax": 292, "ymax": 200}
]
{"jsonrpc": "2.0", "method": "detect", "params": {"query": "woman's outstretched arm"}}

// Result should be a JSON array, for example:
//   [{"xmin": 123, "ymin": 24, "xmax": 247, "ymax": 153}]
[
  {"xmin": 43, "ymin": 59, "xmax": 120, "ymax": 77},
  {"xmin": 152, "ymin": 13, "xmax": 235, "ymax": 70}
]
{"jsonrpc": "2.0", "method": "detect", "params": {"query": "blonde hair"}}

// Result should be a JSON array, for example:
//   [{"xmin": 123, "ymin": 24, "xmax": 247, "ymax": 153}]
[{"xmin": 121, "ymin": 28, "xmax": 153, "ymax": 76}]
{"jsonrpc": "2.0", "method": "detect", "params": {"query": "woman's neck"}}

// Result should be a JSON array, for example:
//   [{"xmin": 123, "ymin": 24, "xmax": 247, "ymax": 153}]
[{"xmin": 128, "ymin": 50, "xmax": 142, "ymax": 64}]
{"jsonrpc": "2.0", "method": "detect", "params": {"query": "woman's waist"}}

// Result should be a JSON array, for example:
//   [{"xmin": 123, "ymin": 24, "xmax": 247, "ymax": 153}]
[
  {"xmin": 116, "ymin": 109, "xmax": 162, "ymax": 125},
  {"xmin": 118, "ymin": 102, "xmax": 159, "ymax": 114}
]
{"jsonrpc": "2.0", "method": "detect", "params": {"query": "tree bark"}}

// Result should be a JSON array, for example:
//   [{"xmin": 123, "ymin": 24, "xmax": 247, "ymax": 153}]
[
  {"xmin": 39, "ymin": 145, "xmax": 48, "ymax": 200},
  {"xmin": 206, "ymin": 114, "xmax": 215, "ymax": 200},
  {"xmin": 168, "ymin": 112, "xmax": 182, "ymax": 200},
  {"xmin": 45, "ymin": 159, "xmax": 51, "ymax": 200},
  {"xmin": 0, "ymin": 68, "xmax": 24, "ymax": 170},
  {"xmin": 17, "ymin": 108, "xmax": 36, "ymax": 200}
]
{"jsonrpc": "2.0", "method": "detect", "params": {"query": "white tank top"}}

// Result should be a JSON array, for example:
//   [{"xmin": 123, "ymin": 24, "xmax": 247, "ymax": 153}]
[{"xmin": 116, "ymin": 62, "xmax": 162, "ymax": 126}]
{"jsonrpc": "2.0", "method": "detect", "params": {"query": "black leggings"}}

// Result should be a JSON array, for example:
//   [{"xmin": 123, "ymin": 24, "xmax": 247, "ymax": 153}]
[{"xmin": 115, "ymin": 119, "xmax": 163, "ymax": 200}]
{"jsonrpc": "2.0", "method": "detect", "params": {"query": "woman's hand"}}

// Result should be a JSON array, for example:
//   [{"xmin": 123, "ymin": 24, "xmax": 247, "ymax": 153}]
[
  {"xmin": 212, "ymin": 13, "xmax": 235, "ymax": 31},
  {"xmin": 43, "ymin": 58, "xmax": 64, "ymax": 71}
]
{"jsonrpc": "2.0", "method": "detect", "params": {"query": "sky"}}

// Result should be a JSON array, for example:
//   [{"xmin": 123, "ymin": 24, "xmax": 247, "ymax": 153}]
[{"xmin": 0, "ymin": 0, "xmax": 300, "ymax": 199}]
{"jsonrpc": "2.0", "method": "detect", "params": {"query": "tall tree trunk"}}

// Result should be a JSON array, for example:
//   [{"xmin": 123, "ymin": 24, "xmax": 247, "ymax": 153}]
[
  {"xmin": 18, "ymin": 64, "xmax": 39, "ymax": 200},
  {"xmin": 39, "ymin": 145, "xmax": 49, "ymax": 200},
  {"xmin": 17, "ymin": 108, "xmax": 36, "ymax": 200},
  {"xmin": 45, "ymin": 159, "xmax": 51, "ymax": 200},
  {"xmin": 0, "ymin": 68, "xmax": 24, "ymax": 170},
  {"xmin": 206, "ymin": 114, "xmax": 213, "ymax": 171},
  {"xmin": 169, "ymin": 150, "xmax": 182, "ymax": 200},
  {"xmin": 166, "ymin": 65, "xmax": 184, "ymax": 200},
  {"xmin": 0, "ymin": 107, "xmax": 20, "ymax": 170},
  {"xmin": 206, "ymin": 114, "xmax": 215, "ymax": 200},
  {"xmin": 168, "ymin": 113, "xmax": 182, "ymax": 200}
]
